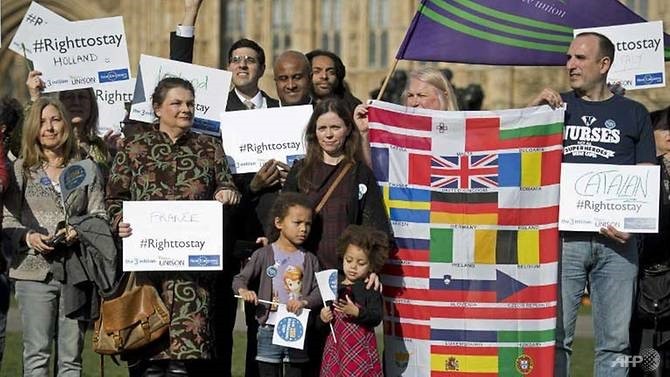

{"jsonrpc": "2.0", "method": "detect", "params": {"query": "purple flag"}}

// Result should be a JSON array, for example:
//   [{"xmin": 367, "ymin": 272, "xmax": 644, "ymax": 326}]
[{"xmin": 397, "ymin": 0, "xmax": 670, "ymax": 65}]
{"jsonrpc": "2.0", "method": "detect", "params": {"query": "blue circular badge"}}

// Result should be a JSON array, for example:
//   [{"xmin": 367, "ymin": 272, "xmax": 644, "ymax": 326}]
[
  {"xmin": 62, "ymin": 165, "xmax": 86, "ymax": 191},
  {"xmin": 276, "ymin": 316, "xmax": 304, "ymax": 342},
  {"xmin": 266, "ymin": 265, "xmax": 278, "ymax": 278},
  {"xmin": 328, "ymin": 271, "xmax": 337, "ymax": 296},
  {"xmin": 40, "ymin": 176, "xmax": 52, "ymax": 186}
]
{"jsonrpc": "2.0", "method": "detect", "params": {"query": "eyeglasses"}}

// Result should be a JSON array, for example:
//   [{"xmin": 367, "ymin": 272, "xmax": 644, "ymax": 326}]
[{"xmin": 230, "ymin": 55, "xmax": 258, "ymax": 64}]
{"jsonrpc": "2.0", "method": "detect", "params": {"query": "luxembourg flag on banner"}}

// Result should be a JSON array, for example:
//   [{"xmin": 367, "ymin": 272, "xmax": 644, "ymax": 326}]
[{"xmin": 369, "ymin": 100, "xmax": 564, "ymax": 377}]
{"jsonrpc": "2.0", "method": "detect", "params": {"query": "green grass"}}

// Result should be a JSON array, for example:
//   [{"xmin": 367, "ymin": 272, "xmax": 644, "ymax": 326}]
[
  {"xmin": 0, "ymin": 330, "xmax": 248, "ymax": 377},
  {"xmin": 572, "ymin": 337, "xmax": 595, "ymax": 377},
  {"xmin": 0, "ymin": 331, "xmax": 595, "ymax": 377}
]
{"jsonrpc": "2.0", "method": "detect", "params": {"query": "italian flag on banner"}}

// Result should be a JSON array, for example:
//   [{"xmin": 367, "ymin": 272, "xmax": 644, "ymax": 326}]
[{"xmin": 370, "ymin": 100, "xmax": 564, "ymax": 377}]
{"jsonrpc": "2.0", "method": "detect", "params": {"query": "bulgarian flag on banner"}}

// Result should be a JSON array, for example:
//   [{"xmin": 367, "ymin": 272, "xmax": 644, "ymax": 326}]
[{"xmin": 370, "ymin": 100, "xmax": 564, "ymax": 377}]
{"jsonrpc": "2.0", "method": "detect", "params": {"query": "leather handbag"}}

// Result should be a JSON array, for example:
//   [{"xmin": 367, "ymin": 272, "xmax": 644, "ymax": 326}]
[
  {"xmin": 637, "ymin": 264, "xmax": 670, "ymax": 328},
  {"xmin": 92, "ymin": 272, "xmax": 170, "ymax": 355}
]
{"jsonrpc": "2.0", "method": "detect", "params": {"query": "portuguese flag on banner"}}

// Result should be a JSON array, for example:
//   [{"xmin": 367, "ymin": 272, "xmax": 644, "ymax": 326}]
[{"xmin": 370, "ymin": 100, "xmax": 563, "ymax": 376}]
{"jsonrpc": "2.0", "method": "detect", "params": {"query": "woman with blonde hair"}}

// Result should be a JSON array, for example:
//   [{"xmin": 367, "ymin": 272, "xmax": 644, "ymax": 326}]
[
  {"xmin": 3, "ymin": 97, "xmax": 108, "ymax": 377},
  {"xmin": 355, "ymin": 67, "xmax": 460, "ymax": 166},
  {"xmin": 404, "ymin": 67, "xmax": 459, "ymax": 111}
]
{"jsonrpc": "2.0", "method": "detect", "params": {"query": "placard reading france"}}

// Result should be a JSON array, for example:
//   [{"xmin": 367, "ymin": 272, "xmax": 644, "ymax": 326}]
[
  {"xmin": 220, "ymin": 105, "xmax": 311, "ymax": 173},
  {"xmin": 575, "ymin": 21, "xmax": 665, "ymax": 90},
  {"xmin": 122, "ymin": 201, "xmax": 223, "ymax": 271},
  {"xmin": 559, "ymin": 163, "xmax": 660, "ymax": 233},
  {"xmin": 131, "ymin": 54, "xmax": 232, "ymax": 136},
  {"xmin": 28, "ymin": 16, "xmax": 131, "ymax": 93}
]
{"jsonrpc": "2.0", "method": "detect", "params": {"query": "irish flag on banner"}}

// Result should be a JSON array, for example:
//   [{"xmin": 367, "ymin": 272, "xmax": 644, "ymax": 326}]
[{"xmin": 370, "ymin": 100, "xmax": 564, "ymax": 377}]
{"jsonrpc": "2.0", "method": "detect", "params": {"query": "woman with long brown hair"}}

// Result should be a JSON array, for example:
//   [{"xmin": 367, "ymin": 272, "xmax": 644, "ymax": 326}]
[
  {"xmin": 285, "ymin": 97, "xmax": 389, "ymax": 271},
  {"xmin": 283, "ymin": 97, "xmax": 390, "ymax": 376},
  {"xmin": 3, "ymin": 97, "xmax": 107, "ymax": 377}
]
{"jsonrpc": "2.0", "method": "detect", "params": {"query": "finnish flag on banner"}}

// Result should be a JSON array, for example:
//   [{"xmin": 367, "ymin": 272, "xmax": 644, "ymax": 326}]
[{"xmin": 315, "ymin": 269, "xmax": 338, "ymax": 302}]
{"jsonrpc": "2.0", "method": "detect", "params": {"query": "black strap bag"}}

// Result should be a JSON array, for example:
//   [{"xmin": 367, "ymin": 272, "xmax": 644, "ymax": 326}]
[{"xmin": 637, "ymin": 264, "xmax": 670, "ymax": 329}]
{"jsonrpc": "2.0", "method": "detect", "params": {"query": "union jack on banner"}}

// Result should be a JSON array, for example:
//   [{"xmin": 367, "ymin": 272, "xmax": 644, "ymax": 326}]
[{"xmin": 431, "ymin": 154, "xmax": 498, "ymax": 189}]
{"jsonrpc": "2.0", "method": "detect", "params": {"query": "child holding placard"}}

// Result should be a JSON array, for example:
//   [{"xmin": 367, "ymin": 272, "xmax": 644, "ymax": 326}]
[
  {"xmin": 319, "ymin": 225, "xmax": 388, "ymax": 377},
  {"xmin": 233, "ymin": 192, "xmax": 321, "ymax": 377}
]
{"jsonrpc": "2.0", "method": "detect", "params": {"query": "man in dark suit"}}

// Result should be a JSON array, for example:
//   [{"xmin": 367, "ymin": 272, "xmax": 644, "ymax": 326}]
[
  {"xmin": 169, "ymin": 4, "xmax": 284, "ymax": 377},
  {"xmin": 273, "ymin": 51, "xmax": 314, "ymax": 107},
  {"xmin": 224, "ymin": 39, "xmax": 280, "ymax": 111}
]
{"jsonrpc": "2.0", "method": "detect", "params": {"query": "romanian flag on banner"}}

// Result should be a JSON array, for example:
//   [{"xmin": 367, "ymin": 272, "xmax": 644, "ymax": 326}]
[
  {"xmin": 371, "ymin": 100, "xmax": 563, "ymax": 377},
  {"xmin": 397, "ymin": 0, "xmax": 670, "ymax": 65}
]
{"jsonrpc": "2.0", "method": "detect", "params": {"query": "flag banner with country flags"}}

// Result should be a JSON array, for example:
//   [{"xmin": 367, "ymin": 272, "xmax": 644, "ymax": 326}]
[
  {"xmin": 370, "ymin": 100, "xmax": 564, "ymax": 377},
  {"xmin": 397, "ymin": 0, "xmax": 670, "ymax": 65}
]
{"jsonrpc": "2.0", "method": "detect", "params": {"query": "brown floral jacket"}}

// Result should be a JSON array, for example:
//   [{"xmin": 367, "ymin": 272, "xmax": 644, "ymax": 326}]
[{"xmin": 106, "ymin": 125, "xmax": 237, "ymax": 360}]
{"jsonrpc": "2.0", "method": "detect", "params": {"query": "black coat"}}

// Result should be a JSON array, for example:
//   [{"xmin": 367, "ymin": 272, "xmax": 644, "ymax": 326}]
[{"xmin": 170, "ymin": 32, "xmax": 281, "ymax": 270}]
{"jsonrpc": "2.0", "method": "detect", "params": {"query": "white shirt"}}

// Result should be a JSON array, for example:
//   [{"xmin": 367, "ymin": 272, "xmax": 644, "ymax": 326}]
[
  {"xmin": 235, "ymin": 88, "xmax": 267, "ymax": 109},
  {"xmin": 175, "ymin": 25, "xmax": 194, "ymax": 38}
]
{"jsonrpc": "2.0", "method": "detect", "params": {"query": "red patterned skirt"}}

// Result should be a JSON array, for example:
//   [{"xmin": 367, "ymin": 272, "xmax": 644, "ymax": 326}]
[{"xmin": 319, "ymin": 308, "xmax": 382, "ymax": 377}]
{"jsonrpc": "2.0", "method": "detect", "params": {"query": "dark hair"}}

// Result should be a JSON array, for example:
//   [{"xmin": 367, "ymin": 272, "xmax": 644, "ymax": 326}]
[
  {"xmin": 297, "ymin": 97, "xmax": 362, "ymax": 192},
  {"xmin": 575, "ymin": 32, "xmax": 615, "ymax": 64},
  {"xmin": 306, "ymin": 49, "xmax": 346, "ymax": 97},
  {"xmin": 267, "ymin": 192, "xmax": 313, "ymax": 242},
  {"xmin": 151, "ymin": 77, "xmax": 195, "ymax": 115},
  {"xmin": 58, "ymin": 88, "xmax": 99, "ymax": 142},
  {"xmin": 336, "ymin": 225, "xmax": 389, "ymax": 273},
  {"xmin": 228, "ymin": 38, "xmax": 266, "ymax": 67},
  {"xmin": 0, "ymin": 96, "xmax": 23, "ymax": 135},
  {"xmin": 651, "ymin": 106, "xmax": 670, "ymax": 131}
]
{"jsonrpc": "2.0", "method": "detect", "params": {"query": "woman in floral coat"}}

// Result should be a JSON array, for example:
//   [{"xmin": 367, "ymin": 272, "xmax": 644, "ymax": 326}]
[{"xmin": 106, "ymin": 77, "xmax": 239, "ymax": 376}]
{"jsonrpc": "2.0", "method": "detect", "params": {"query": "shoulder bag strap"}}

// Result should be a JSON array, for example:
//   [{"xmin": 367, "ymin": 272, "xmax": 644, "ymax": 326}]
[{"xmin": 314, "ymin": 162, "xmax": 353, "ymax": 214}]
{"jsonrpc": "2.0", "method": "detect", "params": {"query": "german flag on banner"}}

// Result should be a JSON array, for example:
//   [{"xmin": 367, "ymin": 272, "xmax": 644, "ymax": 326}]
[{"xmin": 370, "ymin": 100, "xmax": 563, "ymax": 377}]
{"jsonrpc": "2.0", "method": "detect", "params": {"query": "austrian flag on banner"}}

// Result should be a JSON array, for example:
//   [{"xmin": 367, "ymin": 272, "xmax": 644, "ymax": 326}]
[{"xmin": 369, "ymin": 100, "xmax": 564, "ymax": 377}]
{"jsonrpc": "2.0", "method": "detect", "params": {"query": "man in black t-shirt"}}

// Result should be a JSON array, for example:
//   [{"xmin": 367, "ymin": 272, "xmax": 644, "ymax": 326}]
[{"xmin": 530, "ymin": 32, "xmax": 655, "ymax": 377}]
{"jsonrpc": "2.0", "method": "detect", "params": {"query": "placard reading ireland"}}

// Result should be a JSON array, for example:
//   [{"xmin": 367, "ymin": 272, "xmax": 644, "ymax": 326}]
[
  {"xmin": 28, "ymin": 16, "xmax": 131, "ymax": 93},
  {"xmin": 131, "ymin": 54, "xmax": 232, "ymax": 136},
  {"xmin": 220, "ymin": 105, "xmax": 311, "ymax": 173},
  {"xmin": 559, "ymin": 163, "xmax": 660, "ymax": 233},
  {"xmin": 575, "ymin": 22, "xmax": 665, "ymax": 90},
  {"xmin": 122, "ymin": 201, "xmax": 223, "ymax": 271}
]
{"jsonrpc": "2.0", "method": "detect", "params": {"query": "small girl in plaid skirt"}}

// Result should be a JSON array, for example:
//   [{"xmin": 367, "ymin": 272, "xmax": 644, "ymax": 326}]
[{"xmin": 319, "ymin": 225, "xmax": 389, "ymax": 377}]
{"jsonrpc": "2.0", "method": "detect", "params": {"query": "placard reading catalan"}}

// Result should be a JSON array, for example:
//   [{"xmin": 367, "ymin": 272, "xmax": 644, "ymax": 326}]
[
  {"xmin": 574, "ymin": 21, "xmax": 665, "ymax": 90},
  {"xmin": 10, "ymin": 2, "xmax": 68, "ymax": 60},
  {"xmin": 220, "ymin": 105, "xmax": 311, "ymax": 173},
  {"xmin": 122, "ymin": 201, "xmax": 223, "ymax": 271},
  {"xmin": 27, "ymin": 16, "xmax": 131, "ymax": 93},
  {"xmin": 559, "ymin": 163, "xmax": 660, "ymax": 233},
  {"xmin": 131, "ymin": 54, "xmax": 232, "ymax": 136}
]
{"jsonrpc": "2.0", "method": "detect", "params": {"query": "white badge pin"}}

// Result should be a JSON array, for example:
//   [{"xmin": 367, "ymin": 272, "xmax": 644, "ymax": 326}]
[{"xmin": 358, "ymin": 184, "xmax": 367, "ymax": 199}]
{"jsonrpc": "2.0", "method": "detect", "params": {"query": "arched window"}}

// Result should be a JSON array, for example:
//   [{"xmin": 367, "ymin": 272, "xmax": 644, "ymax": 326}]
[
  {"xmin": 272, "ymin": 0, "xmax": 293, "ymax": 61},
  {"xmin": 368, "ymin": 0, "xmax": 390, "ymax": 67}
]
